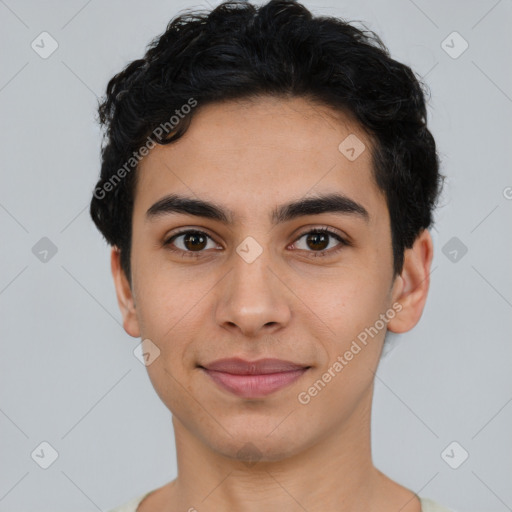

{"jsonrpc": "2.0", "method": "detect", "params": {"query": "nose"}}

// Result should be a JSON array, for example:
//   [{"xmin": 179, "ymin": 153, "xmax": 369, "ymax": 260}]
[{"xmin": 214, "ymin": 250, "xmax": 292, "ymax": 338}]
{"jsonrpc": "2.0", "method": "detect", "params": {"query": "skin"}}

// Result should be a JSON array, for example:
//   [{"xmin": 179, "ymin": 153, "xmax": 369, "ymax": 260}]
[{"xmin": 111, "ymin": 95, "xmax": 434, "ymax": 512}]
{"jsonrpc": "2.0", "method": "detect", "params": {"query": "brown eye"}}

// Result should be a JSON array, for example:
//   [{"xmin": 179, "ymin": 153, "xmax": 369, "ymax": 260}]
[
  {"xmin": 164, "ymin": 230, "xmax": 219, "ymax": 257},
  {"xmin": 305, "ymin": 232, "xmax": 330, "ymax": 251},
  {"xmin": 181, "ymin": 232, "xmax": 208, "ymax": 251},
  {"xmin": 292, "ymin": 228, "xmax": 347, "ymax": 256}
]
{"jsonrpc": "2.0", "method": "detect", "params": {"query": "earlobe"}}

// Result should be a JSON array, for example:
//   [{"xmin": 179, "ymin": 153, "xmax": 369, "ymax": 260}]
[
  {"xmin": 110, "ymin": 247, "xmax": 141, "ymax": 338},
  {"xmin": 387, "ymin": 229, "xmax": 434, "ymax": 334}
]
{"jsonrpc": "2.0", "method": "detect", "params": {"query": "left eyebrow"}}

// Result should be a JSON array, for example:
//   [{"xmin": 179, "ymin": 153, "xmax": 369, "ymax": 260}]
[
  {"xmin": 272, "ymin": 193, "xmax": 370, "ymax": 224},
  {"xmin": 145, "ymin": 192, "xmax": 370, "ymax": 225}
]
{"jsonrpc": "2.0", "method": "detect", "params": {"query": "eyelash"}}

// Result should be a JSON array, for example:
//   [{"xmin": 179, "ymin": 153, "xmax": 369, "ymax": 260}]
[{"xmin": 163, "ymin": 227, "xmax": 350, "ymax": 259}]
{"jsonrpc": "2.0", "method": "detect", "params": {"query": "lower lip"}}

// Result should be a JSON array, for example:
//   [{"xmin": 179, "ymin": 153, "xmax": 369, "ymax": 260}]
[{"xmin": 201, "ymin": 368, "xmax": 309, "ymax": 398}]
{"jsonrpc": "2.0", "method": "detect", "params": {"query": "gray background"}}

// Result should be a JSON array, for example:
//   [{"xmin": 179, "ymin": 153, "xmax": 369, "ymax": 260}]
[{"xmin": 0, "ymin": 0, "xmax": 511, "ymax": 510}]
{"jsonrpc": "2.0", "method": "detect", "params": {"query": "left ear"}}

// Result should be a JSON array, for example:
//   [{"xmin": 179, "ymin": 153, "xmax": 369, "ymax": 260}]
[{"xmin": 387, "ymin": 229, "xmax": 434, "ymax": 333}]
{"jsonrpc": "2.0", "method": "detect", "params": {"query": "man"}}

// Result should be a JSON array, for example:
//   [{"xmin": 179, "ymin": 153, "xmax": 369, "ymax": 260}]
[{"xmin": 90, "ymin": 1, "xmax": 450, "ymax": 510}]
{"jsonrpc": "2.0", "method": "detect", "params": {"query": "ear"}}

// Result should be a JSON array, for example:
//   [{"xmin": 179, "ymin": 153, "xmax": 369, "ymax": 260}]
[
  {"xmin": 110, "ymin": 247, "xmax": 141, "ymax": 338},
  {"xmin": 387, "ymin": 229, "xmax": 434, "ymax": 333}
]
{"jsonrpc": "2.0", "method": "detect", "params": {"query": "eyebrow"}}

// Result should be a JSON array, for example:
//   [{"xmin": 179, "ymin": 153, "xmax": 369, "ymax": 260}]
[{"xmin": 145, "ymin": 192, "xmax": 370, "ymax": 225}]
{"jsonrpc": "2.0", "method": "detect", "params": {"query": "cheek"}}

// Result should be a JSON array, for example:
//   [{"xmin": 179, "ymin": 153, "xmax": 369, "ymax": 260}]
[
  {"xmin": 137, "ymin": 285, "xmax": 199, "ymax": 410},
  {"xmin": 322, "ymin": 269, "xmax": 389, "ymax": 327},
  {"xmin": 312, "ymin": 271, "xmax": 391, "ymax": 378},
  {"xmin": 132, "ymin": 252, "xmax": 204, "ymax": 336},
  {"xmin": 131, "ymin": 263, "xmax": 213, "ymax": 383},
  {"xmin": 300, "ymin": 285, "xmax": 387, "ymax": 412}
]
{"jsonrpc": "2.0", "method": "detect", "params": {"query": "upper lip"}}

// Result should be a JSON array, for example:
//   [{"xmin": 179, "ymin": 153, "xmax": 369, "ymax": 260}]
[{"xmin": 200, "ymin": 358, "xmax": 310, "ymax": 375}]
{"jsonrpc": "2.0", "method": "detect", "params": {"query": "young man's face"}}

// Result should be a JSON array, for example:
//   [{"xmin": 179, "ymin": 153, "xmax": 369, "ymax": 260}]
[{"xmin": 112, "ymin": 96, "xmax": 431, "ymax": 462}]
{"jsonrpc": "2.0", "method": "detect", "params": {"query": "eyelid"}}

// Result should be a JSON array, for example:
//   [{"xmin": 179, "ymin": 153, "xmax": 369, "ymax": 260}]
[
  {"xmin": 164, "ymin": 226, "xmax": 219, "ymax": 243},
  {"xmin": 163, "ymin": 229, "xmax": 222, "ymax": 256},
  {"xmin": 163, "ymin": 225, "xmax": 351, "ymax": 257},
  {"xmin": 293, "ymin": 225, "xmax": 350, "ymax": 245},
  {"xmin": 289, "ymin": 227, "xmax": 350, "ymax": 257}
]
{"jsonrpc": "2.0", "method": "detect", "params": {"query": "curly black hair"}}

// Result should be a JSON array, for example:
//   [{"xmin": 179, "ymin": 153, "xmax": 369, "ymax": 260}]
[{"xmin": 90, "ymin": 0, "xmax": 443, "ymax": 285}]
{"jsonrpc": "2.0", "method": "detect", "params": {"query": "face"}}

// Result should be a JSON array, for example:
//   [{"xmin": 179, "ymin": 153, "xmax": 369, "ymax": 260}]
[{"xmin": 112, "ymin": 96, "xmax": 431, "ymax": 462}]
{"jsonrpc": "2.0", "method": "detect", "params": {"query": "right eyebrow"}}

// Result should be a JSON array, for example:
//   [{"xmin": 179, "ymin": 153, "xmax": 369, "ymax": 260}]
[{"xmin": 145, "ymin": 194, "xmax": 233, "ymax": 224}]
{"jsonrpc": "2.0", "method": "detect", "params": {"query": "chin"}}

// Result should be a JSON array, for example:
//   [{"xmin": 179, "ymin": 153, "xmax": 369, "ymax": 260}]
[{"xmin": 205, "ymin": 422, "xmax": 315, "ymax": 464}]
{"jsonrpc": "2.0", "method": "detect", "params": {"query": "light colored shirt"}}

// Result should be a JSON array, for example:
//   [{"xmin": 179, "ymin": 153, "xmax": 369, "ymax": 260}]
[{"xmin": 107, "ymin": 490, "xmax": 455, "ymax": 512}]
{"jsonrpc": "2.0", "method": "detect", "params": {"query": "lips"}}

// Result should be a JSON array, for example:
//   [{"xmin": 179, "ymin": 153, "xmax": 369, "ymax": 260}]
[
  {"xmin": 201, "ymin": 357, "xmax": 308, "ymax": 374},
  {"xmin": 199, "ymin": 358, "xmax": 310, "ymax": 398}
]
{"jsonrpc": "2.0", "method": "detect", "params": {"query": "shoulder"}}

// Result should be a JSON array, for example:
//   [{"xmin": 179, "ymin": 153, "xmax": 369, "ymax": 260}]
[
  {"xmin": 419, "ymin": 496, "xmax": 457, "ymax": 512},
  {"xmin": 107, "ymin": 491, "xmax": 455, "ymax": 512},
  {"xmin": 106, "ymin": 490, "xmax": 155, "ymax": 512}
]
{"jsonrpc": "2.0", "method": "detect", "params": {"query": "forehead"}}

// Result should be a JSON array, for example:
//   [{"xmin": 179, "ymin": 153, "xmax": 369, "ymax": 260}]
[{"xmin": 134, "ymin": 96, "xmax": 385, "ymax": 222}]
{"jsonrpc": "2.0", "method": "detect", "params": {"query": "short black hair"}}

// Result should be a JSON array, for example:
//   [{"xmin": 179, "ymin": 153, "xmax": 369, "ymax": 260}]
[{"xmin": 90, "ymin": 0, "xmax": 443, "ymax": 285}]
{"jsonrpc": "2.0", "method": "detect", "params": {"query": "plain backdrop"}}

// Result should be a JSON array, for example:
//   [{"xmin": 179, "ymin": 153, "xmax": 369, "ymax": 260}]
[{"xmin": 0, "ymin": 0, "xmax": 511, "ymax": 511}]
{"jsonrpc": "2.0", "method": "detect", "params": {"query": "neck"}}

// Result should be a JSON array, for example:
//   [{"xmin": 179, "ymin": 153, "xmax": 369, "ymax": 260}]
[{"xmin": 154, "ymin": 383, "xmax": 418, "ymax": 512}]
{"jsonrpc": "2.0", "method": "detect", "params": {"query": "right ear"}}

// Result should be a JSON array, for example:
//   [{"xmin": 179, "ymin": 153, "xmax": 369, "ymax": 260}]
[{"xmin": 110, "ymin": 247, "xmax": 140, "ymax": 338}]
